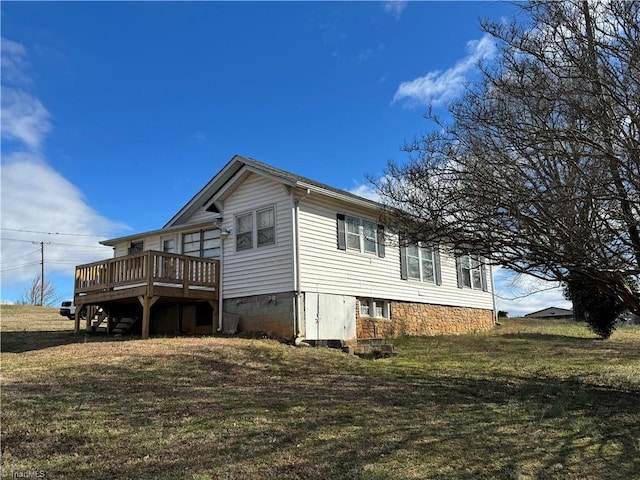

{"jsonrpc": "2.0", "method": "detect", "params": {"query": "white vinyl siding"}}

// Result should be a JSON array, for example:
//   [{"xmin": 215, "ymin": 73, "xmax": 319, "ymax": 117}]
[
  {"xmin": 181, "ymin": 209, "xmax": 220, "ymax": 226},
  {"xmin": 220, "ymin": 173, "xmax": 294, "ymax": 298},
  {"xmin": 297, "ymin": 196, "xmax": 493, "ymax": 310}
]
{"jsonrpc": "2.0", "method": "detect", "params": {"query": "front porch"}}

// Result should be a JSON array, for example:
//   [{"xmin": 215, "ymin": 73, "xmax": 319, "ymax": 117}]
[{"xmin": 74, "ymin": 250, "xmax": 220, "ymax": 338}]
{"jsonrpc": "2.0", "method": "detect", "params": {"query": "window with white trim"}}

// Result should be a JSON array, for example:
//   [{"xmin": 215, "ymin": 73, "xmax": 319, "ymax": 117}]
[
  {"xmin": 128, "ymin": 241, "xmax": 143, "ymax": 255},
  {"xmin": 162, "ymin": 238, "xmax": 176, "ymax": 253},
  {"xmin": 400, "ymin": 243, "xmax": 441, "ymax": 284},
  {"xmin": 236, "ymin": 206, "xmax": 276, "ymax": 251},
  {"xmin": 236, "ymin": 213, "xmax": 253, "ymax": 251},
  {"xmin": 337, "ymin": 213, "xmax": 385, "ymax": 258},
  {"xmin": 182, "ymin": 229, "xmax": 220, "ymax": 258},
  {"xmin": 257, "ymin": 207, "xmax": 275, "ymax": 246},
  {"xmin": 456, "ymin": 254, "xmax": 487, "ymax": 290},
  {"xmin": 359, "ymin": 298, "xmax": 390, "ymax": 319}
]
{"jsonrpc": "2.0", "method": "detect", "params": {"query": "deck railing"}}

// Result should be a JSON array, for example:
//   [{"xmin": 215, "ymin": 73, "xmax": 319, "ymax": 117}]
[{"xmin": 75, "ymin": 250, "xmax": 219, "ymax": 296}]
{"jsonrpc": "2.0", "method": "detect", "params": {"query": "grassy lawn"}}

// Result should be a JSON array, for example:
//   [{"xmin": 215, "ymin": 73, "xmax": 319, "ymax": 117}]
[{"xmin": 1, "ymin": 305, "xmax": 639, "ymax": 479}]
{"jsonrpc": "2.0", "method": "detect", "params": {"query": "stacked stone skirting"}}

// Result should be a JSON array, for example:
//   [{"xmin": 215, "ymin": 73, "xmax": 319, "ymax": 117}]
[{"xmin": 356, "ymin": 301, "xmax": 495, "ymax": 339}]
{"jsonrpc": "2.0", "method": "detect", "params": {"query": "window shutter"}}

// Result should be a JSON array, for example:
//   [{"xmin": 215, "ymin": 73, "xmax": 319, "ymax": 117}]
[
  {"xmin": 480, "ymin": 262, "xmax": 488, "ymax": 292},
  {"xmin": 337, "ymin": 213, "xmax": 346, "ymax": 250},
  {"xmin": 377, "ymin": 224, "xmax": 385, "ymax": 258},
  {"xmin": 433, "ymin": 246, "xmax": 442, "ymax": 285},
  {"xmin": 455, "ymin": 256, "xmax": 463, "ymax": 288},
  {"xmin": 400, "ymin": 245, "xmax": 408, "ymax": 280}
]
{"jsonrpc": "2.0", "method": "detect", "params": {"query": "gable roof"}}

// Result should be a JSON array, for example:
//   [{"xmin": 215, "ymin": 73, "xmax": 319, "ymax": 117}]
[
  {"xmin": 164, "ymin": 154, "xmax": 382, "ymax": 228},
  {"xmin": 524, "ymin": 306, "xmax": 574, "ymax": 318}
]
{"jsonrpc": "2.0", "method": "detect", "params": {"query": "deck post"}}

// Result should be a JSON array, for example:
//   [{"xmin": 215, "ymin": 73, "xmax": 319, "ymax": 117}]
[
  {"xmin": 106, "ymin": 310, "xmax": 112, "ymax": 334},
  {"xmin": 138, "ymin": 295, "xmax": 159, "ymax": 339},
  {"xmin": 208, "ymin": 300, "xmax": 218, "ymax": 334},
  {"xmin": 183, "ymin": 258, "xmax": 190, "ymax": 297},
  {"xmin": 74, "ymin": 303, "xmax": 84, "ymax": 333},
  {"xmin": 141, "ymin": 296, "xmax": 151, "ymax": 339},
  {"xmin": 85, "ymin": 305, "xmax": 94, "ymax": 331}
]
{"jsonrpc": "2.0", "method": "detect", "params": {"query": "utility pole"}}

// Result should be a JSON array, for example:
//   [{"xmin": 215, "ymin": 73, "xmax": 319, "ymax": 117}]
[
  {"xmin": 40, "ymin": 241, "xmax": 44, "ymax": 306},
  {"xmin": 32, "ymin": 241, "xmax": 48, "ymax": 306}
]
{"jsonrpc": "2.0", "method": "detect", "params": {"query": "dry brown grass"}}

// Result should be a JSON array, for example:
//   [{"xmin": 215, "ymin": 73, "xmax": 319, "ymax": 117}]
[{"xmin": 1, "ymin": 307, "xmax": 639, "ymax": 479}]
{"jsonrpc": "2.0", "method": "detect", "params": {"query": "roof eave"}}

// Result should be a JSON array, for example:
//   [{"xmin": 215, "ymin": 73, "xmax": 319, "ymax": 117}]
[{"xmin": 100, "ymin": 219, "xmax": 221, "ymax": 247}]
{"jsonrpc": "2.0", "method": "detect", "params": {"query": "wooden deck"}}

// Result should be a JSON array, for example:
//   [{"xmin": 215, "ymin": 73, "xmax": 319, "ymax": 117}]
[{"xmin": 74, "ymin": 250, "xmax": 220, "ymax": 338}]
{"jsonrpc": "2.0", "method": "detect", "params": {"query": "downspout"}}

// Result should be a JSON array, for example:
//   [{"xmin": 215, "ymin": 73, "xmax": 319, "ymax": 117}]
[
  {"xmin": 218, "ymin": 226, "xmax": 230, "ymax": 332},
  {"xmin": 293, "ymin": 189, "xmax": 311, "ymax": 337},
  {"xmin": 490, "ymin": 264, "xmax": 498, "ymax": 324}
]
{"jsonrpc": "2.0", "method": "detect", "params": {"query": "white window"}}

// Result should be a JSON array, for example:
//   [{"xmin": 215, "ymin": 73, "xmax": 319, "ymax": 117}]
[
  {"xmin": 360, "ymin": 299, "xmax": 371, "ymax": 316},
  {"xmin": 401, "ymin": 244, "xmax": 440, "ymax": 284},
  {"xmin": 236, "ymin": 206, "xmax": 276, "ymax": 251},
  {"xmin": 457, "ymin": 254, "xmax": 487, "ymax": 290},
  {"xmin": 236, "ymin": 213, "xmax": 253, "ymax": 251},
  {"xmin": 183, "ymin": 229, "xmax": 220, "ymax": 258},
  {"xmin": 257, "ymin": 207, "xmax": 275, "ymax": 247},
  {"xmin": 202, "ymin": 229, "xmax": 219, "ymax": 257},
  {"xmin": 128, "ymin": 241, "xmax": 143, "ymax": 255},
  {"xmin": 363, "ymin": 220, "xmax": 377, "ymax": 254},
  {"xmin": 346, "ymin": 216, "xmax": 361, "ymax": 250},
  {"xmin": 359, "ymin": 298, "xmax": 390, "ymax": 319},
  {"xmin": 162, "ymin": 238, "xmax": 176, "ymax": 253},
  {"xmin": 338, "ymin": 214, "xmax": 385, "ymax": 257}
]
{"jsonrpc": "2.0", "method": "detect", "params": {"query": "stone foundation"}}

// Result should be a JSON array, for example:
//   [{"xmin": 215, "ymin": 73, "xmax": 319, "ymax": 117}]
[{"xmin": 357, "ymin": 301, "xmax": 494, "ymax": 339}]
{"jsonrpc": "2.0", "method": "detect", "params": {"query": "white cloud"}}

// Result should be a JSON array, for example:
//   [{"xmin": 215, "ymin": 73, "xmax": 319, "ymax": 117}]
[
  {"xmin": 347, "ymin": 182, "xmax": 381, "ymax": 202},
  {"xmin": 1, "ymin": 154, "xmax": 123, "ymax": 287},
  {"xmin": 0, "ymin": 37, "xmax": 51, "ymax": 151},
  {"xmin": 1, "ymin": 88, "xmax": 51, "ymax": 151},
  {"xmin": 0, "ymin": 39, "xmax": 125, "ymax": 298},
  {"xmin": 393, "ymin": 33, "xmax": 496, "ymax": 107},
  {"xmin": 384, "ymin": 1, "xmax": 407, "ymax": 19},
  {"xmin": 493, "ymin": 267, "xmax": 572, "ymax": 317},
  {"xmin": 1, "ymin": 38, "xmax": 31, "ymax": 86}
]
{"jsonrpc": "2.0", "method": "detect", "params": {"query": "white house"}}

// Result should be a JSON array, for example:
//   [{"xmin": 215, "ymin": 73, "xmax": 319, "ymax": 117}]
[{"xmin": 93, "ymin": 155, "xmax": 496, "ymax": 341}]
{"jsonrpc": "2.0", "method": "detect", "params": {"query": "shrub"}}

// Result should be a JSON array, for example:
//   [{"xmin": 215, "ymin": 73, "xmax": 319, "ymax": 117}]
[{"xmin": 563, "ymin": 274, "xmax": 625, "ymax": 339}]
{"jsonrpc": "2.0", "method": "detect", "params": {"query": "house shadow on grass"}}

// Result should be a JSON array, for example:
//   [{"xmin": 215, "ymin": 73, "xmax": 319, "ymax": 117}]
[{"xmin": 0, "ymin": 329, "xmax": 133, "ymax": 353}]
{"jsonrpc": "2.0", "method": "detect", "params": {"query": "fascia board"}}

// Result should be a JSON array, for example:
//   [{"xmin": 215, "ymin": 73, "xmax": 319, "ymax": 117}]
[{"xmin": 101, "ymin": 219, "xmax": 221, "ymax": 247}]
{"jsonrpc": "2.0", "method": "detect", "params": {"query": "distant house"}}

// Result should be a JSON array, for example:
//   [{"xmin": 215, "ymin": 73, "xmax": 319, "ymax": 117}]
[
  {"xmin": 524, "ymin": 307, "xmax": 574, "ymax": 319},
  {"xmin": 74, "ymin": 155, "xmax": 496, "ymax": 341}
]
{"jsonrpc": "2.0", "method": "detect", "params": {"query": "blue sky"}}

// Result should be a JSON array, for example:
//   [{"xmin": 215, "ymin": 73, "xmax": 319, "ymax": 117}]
[{"xmin": 0, "ymin": 1, "xmax": 572, "ymax": 315}]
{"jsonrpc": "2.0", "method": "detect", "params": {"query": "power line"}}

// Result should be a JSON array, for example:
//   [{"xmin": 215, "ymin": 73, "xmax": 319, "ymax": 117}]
[
  {"xmin": 2, "ymin": 237, "xmax": 110, "ymax": 249},
  {"xmin": 1, "ymin": 238, "xmax": 41, "ymax": 244},
  {"xmin": 2, "ymin": 248, "xmax": 41, "ymax": 263},
  {"xmin": 1, "ymin": 227, "xmax": 108, "ymax": 237},
  {"xmin": 45, "ymin": 242, "xmax": 111, "ymax": 249},
  {"xmin": 0, "ymin": 261, "xmax": 41, "ymax": 272},
  {"xmin": 493, "ymin": 284, "xmax": 562, "ymax": 301}
]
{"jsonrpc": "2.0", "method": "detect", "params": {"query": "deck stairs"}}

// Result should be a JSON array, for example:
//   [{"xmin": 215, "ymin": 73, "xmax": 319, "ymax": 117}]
[
  {"xmin": 89, "ymin": 309, "xmax": 108, "ymax": 331},
  {"xmin": 112, "ymin": 317, "xmax": 138, "ymax": 335}
]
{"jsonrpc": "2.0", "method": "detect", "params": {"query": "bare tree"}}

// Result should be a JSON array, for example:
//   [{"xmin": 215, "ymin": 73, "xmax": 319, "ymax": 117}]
[
  {"xmin": 374, "ymin": 1, "xmax": 640, "ymax": 318},
  {"xmin": 18, "ymin": 273, "xmax": 59, "ymax": 306}
]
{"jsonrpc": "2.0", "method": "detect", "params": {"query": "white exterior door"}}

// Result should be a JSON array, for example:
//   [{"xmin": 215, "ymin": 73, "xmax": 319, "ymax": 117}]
[{"xmin": 304, "ymin": 292, "xmax": 356, "ymax": 341}]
